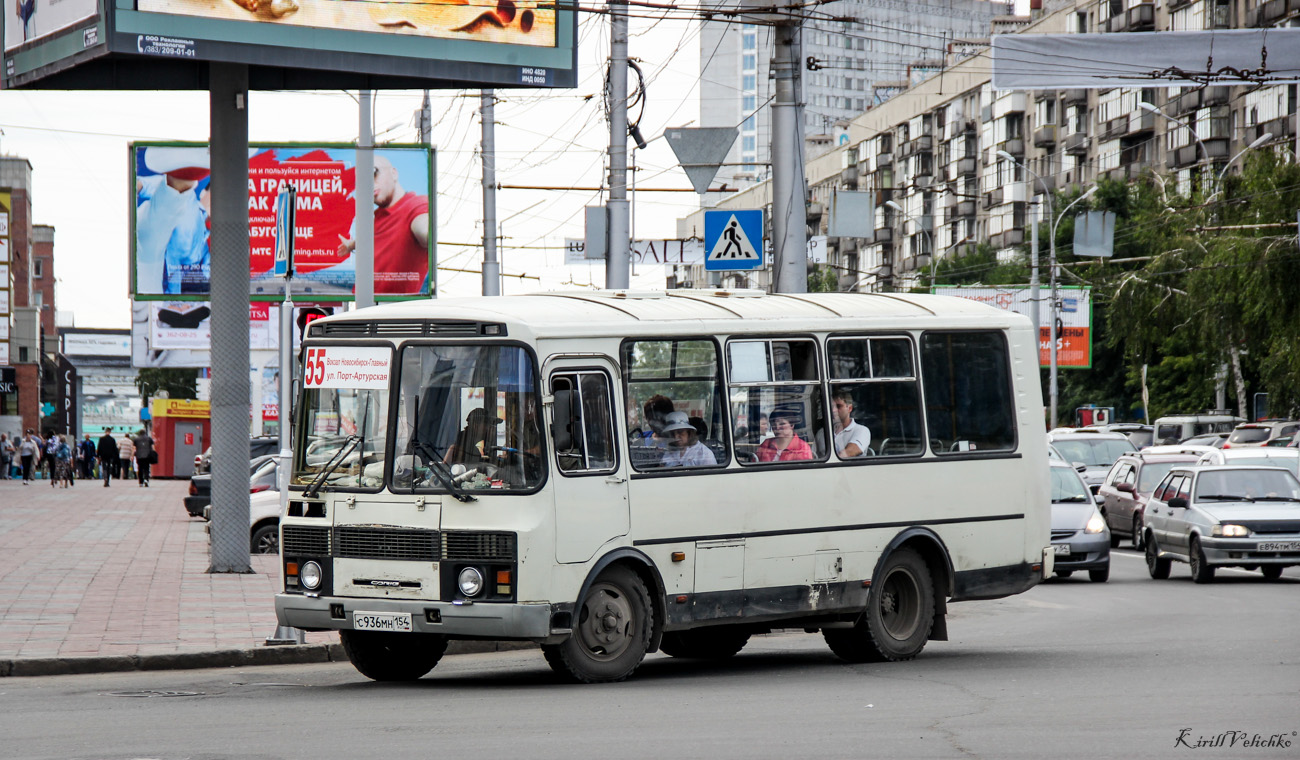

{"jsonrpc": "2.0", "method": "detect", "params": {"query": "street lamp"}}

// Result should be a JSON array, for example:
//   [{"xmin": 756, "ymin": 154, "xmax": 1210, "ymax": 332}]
[
  {"xmin": 1209, "ymin": 132, "xmax": 1273, "ymax": 200},
  {"xmin": 884, "ymin": 200, "xmax": 934, "ymax": 286},
  {"xmin": 997, "ymin": 150, "xmax": 1050, "ymax": 342},
  {"xmin": 1047, "ymin": 185, "xmax": 1097, "ymax": 429},
  {"xmin": 1139, "ymin": 101, "xmax": 1215, "ymax": 193}
]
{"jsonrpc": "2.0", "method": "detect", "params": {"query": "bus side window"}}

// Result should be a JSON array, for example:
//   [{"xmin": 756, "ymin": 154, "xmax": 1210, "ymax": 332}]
[
  {"xmin": 827, "ymin": 336, "xmax": 923, "ymax": 458},
  {"xmin": 920, "ymin": 332, "xmax": 1016, "ymax": 454},
  {"xmin": 551, "ymin": 372, "xmax": 617, "ymax": 474},
  {"xmin": 623, "ymin": 338, "xmax": 729, "ymax": 471},
  {"xmin": 728, "ymin": 338, "xmax": 825, "ymax": 465}
]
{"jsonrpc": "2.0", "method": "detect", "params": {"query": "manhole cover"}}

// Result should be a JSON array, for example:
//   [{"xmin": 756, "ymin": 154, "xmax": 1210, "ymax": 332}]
[{"xmin": 107, "ymin": 690, "xmax": 203, "ymax": 698}]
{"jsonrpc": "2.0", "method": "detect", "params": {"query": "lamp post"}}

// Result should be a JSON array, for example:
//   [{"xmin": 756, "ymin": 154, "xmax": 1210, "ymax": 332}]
[
  {"xmin": 1139, "ymin": 101, "xmax": 1213, "ymax": 194},
  {"xmin": 884, "ymin": 200, "xmax": 934, "ymax": 286},
  {"xmin": 1209, "ymin": 132, "xmax": 1274, "ymax": 200},
  {"xmin": 1047, "ymin": 185, "xmax": 1097, "ymax": 429},
  {"xmin": 997, "ymin": 150, "xmax": 1050, "ymax": 345}
]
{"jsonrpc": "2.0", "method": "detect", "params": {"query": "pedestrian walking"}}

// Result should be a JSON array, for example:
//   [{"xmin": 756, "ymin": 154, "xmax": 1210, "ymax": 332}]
[
  {"xmin": 118, "ymin": 432, "xmax": 136, "ymax": 480},
  {"xmin": 18, "ymin": 430, "xmax": 38, "ymax": 484},
  {"xmin": 97, "ymin": 427, "xmax": 118, "ymax": 487},
  {"xmin": 42, "ymin": 431, "xmax": 58, "ymax": 480},
  {"xmin": 54, "ymin": 435, "xmax": 74, "ymax": 488},
  {"xmin": 0, "ymin": 433, "xmax": 13, "ymax": 480},
  {"xmin": 78, "ymin": 433, "xmax": 96, "ymax": 479},
  {"xmin": 134, "ymin": 429, "xmax": 155, "ymax": 487}
]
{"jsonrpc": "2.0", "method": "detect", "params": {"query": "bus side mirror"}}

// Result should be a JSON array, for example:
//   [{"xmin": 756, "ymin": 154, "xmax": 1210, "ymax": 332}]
[{"xmin": 551, "ymin": 390, "xmax": 574, "ymax": 451}]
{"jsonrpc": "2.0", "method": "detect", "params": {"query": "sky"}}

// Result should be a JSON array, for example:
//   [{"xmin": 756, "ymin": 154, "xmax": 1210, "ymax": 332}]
[{"xmin": 0, "ymin": 11, "xmax": 708, "ymax": 329}]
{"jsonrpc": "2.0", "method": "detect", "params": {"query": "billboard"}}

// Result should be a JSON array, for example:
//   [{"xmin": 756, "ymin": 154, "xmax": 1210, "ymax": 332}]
[
  {"xmin": 132, "ymin": 142, "xmax": 433, "ymax": 301},
  {"xmin": 933, "ymin": 285, "xmax": 1092, "ymax": 369},
  {"xmin": 3, "ymin": 0, "xmax": 576, "ymax": 90},
  {"xmin": 132, "ymin": 299, "xmax": 336, "ymax": 367}
]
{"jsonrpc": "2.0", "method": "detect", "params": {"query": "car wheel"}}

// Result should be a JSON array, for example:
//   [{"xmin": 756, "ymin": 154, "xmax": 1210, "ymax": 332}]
[
  {"xmin": 659, "ymin": 628, "xmax": 751, "ymax": 659},
  {"xmin": 1131, "ymin": 516, "xmax": 1144, "ymax": 551},
  {"xmin": 340, "ymin": 630, "xmax": 447, "ymax": 681},
  {"xmin": 1260, "ymin": 565, "xmax": 1283, "ymax": 581},
  {"xmin": 824, "ymin": 547, "xmax": 934, "ymax": 663},
  {"xmin": 251, "ymin": 523, "xmax": 279, "ymax": 555},
  {"xmin": 1054, "ymin": 570, "xmax": 1073, "ymax": 578},
  {"xmin": 1107, "ymin": 516, "xmax": 1120, "ymax": 549},
  {"xmin": 1189, "ymin": 537, "xmax": 1215, "ymax": 584},
  {"xmin": 542, "ymin": 565, "xmax": 653, "ymax": 683},
  {"xmin": 1145, "ymin": 533, "xmax": 1171, "ymax": 579}
]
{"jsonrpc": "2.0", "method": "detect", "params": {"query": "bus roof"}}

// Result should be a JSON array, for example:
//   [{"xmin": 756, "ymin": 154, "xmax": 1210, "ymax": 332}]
[{"xmin": 310, "ymin": 290, "xmax": 1029, "ymax": 340}]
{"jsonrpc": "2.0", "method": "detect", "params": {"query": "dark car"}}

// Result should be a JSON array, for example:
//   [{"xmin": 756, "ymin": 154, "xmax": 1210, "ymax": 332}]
[
  {"xmin": 1049, "ymin": 461, "xmax": 1111, "ymax": 582},
  {"xmin": 184, "ymin": 455, "xmax": 279, "ymax": 517},
  {"xmin": 1098, "ymin": 450, "xmax": 1204, "ymax": 550},
  {"xmin": 193, "ymin": 436, "xmax": 280, "ymax": 475}
]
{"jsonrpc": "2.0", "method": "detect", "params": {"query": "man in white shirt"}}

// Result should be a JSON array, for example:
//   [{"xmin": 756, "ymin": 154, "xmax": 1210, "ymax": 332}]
[
  {"xmin": 659, "ymin": 412, "xmax": 717, "ymax": 468},
  {"xmin": 832, "ymin": 390, "xmax": 871, "ymax": 458}
]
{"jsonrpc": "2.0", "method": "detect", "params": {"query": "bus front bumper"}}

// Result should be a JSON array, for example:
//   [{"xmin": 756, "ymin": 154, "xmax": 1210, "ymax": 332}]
[{"xmin": 275, "ymin": 594, "xmax": 559, "ymax": 642}]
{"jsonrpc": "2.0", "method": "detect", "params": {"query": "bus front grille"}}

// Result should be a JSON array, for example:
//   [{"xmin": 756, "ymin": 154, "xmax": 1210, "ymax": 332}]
[
  {"xmin": 283, "ymin": 525, "xmax": 331, "ymax": 555},
  {"xmin": 442, "ymin": 531, "xmax": 517, "ymax": 562},
  {"xmin": 336, "ymin": 526, "xmax": 440, "ymax": 561}
]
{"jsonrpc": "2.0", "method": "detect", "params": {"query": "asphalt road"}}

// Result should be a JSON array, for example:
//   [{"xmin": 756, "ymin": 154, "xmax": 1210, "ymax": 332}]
[{"xmin": 0, "ymin": 549, "xmax": 1295, "ymax": 760}]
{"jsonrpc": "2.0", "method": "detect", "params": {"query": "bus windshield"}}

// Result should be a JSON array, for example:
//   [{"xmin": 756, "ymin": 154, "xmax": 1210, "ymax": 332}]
[
  {"xmin": 294, "ymin": 386, "xmax": 389, "ymax": 490},
  {"xmin": 392, "ymin": 344, "xmax": 543, "ymax": 493}
]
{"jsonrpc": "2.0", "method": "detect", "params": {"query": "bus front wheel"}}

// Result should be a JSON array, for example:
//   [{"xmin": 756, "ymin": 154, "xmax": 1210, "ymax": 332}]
[
  {"xmin": 339, "ymin": 630, "xmax": 448, "ymax": 681},
  {"xmin": 824, "ymin": 547, "xmax": 935, "ymax": 663},
  {"xmin": 543, "ymin": 565, "xmax": 653, "ymax": 683}
]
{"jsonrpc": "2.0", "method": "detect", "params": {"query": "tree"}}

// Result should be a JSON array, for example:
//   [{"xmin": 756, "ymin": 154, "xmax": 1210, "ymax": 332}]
[{"xmin": 134, "ymin": 368, "xmax": 199, "ymax": 401}]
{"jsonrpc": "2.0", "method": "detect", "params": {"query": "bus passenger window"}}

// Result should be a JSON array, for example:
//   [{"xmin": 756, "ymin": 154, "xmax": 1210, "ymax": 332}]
[
  {"xmin": 551, "ymin": 371, "xmax": 617, "ymax": 474},
  {"xmin": 728, "ymin": 339, "xmax": 825, "ymax": 465},
  {"xmin": 920, "ymin": 332, "xmax": 1016, "ymax": 454},
  {"xmin": 828, "ymin": 337, "xmax": 923, "ymax": 458},
  {"xmin": 622, "ymin": 339, "xmax": 728, "ymax": 471}
]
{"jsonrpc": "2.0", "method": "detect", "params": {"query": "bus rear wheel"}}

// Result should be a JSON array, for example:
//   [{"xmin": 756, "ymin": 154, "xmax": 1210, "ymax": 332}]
[
  {"xmin": 659, "ymin": 628, "xmax": 751, "ymax": 659},
  {"xmin": 542, "ymin": 565, "xmax": 653, "ymax": 683},
  {"xmin": 824, "ymin": 548, "xmax": 934, "ymax": 663},
  {"xmin": 339, "ymin": 630, "xmax": 448, "ymax": 681}
]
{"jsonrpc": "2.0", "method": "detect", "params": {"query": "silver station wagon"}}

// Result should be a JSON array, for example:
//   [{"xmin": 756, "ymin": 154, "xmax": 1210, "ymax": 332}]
[{"xmin": 1143, "ymin": 465, "xmax": 1300, "ymax": 583}]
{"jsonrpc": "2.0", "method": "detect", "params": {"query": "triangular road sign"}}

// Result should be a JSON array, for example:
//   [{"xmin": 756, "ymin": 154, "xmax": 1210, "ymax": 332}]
[{"xmin": 666, "ymin": 127, "xmax": 738, "ymax": 194}]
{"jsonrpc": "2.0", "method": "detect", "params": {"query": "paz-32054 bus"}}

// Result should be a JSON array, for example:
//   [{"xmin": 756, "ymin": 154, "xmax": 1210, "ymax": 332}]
[{"xmin": 275, "ymin": 290, "xmax": 1052, "ymax": 683}]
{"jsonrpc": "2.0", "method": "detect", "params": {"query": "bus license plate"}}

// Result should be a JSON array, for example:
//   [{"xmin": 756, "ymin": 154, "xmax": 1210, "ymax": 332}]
[
  {"xmin": 1258, "ymin": 541, "xmax": 1300, "ymax": 553},
  {"xmin": 353, "ymin": 612, "xmax": 412, "ymax": 632}
]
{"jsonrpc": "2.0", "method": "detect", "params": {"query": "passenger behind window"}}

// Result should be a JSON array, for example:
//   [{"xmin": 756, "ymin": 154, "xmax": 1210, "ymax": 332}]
[
  {"xmin": 660, "ymin": 412, "xmax": 717, "ymax": 467},
  {"xmin": 629, "ymin": 394, "xmax": 674, "ymax": 468},
  {"xmin": 445, "ymin": 408, "xmax": 501, "ymax": 466},
  {"xmin": 757, "ymin": 411, "xmax": 813, "ymax": 462},
  {"xmin": 831, "ymin": 389, "xmax": 871, "ymax": 458}
]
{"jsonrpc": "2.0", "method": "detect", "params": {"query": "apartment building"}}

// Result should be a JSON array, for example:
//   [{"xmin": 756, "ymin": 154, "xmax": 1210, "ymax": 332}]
[{"xmin": 681, "ymin": 0, "xmax": 1298, "ymax": 293}]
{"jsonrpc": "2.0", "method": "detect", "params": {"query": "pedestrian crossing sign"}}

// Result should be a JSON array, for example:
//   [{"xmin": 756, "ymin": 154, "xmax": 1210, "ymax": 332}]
[{"xmin": 704, "ymin": 209, "xmax": 763, "ymax": 271}]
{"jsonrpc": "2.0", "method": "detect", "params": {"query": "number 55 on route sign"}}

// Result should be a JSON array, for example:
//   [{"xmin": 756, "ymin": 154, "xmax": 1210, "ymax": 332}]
[{"xmin": 704, "ymin": 209, "xmax": 764, "ymax": 271}]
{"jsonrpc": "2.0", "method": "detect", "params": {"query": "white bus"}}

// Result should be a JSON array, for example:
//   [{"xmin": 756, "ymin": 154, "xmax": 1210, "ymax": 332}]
[{"xmin": 275, "ymin": 290, "xmax": 1052, "ymax": 683}]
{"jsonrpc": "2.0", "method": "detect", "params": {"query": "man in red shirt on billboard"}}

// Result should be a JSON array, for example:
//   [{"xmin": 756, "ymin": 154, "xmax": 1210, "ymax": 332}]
[{"xmin": 337, "ymin": 155, "xmax": 431, "ymax": 295}]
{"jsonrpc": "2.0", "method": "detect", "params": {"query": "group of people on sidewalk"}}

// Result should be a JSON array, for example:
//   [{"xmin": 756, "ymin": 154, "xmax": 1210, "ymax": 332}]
[{"xmin": 0, "ymin": 428, "xmax": 156, "ymax": 487}]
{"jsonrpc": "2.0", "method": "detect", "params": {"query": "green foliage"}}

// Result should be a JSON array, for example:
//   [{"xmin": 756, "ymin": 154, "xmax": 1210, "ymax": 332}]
[
  {"xmin": 807, "ymin": 265, "xmax": 839, "ymax": 293},
  {"xmin": 134, "ymin": 368, "xmax": 199, "ymax": 401}
]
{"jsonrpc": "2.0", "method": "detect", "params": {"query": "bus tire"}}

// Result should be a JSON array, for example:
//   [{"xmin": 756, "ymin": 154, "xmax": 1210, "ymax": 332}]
[
  {"xmin": 339, "ymin": 630, "xmax": 448, "ymax": 681},
  {"xmin": 659, "ymin": 628, "xmax": 750, "ymax": 659},
  {"xmin": 824, "ymin": 547, "xmax": 934, "ymax": 663},
  {"xmin": 542, "ymin": 565, "xmax": 652, "ymax": 683}
]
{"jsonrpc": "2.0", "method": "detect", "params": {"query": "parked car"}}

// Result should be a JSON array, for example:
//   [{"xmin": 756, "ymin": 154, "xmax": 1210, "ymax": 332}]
[
  {"xmin": 203, "ymin": 487, "xmax": 281, "ymax": 554},
  {"xmin": 1049, "ymin": 461, "xmax": 1111, "ymax": 582},
  {"xmin": 1196, "ymin": 447, "xmax": 1300, "ymax": 469},
  {"xmin": 1086, "ymin": 423, "xmax": 1155, "ymax": 450},
  {"xmin": 1178, "ymin": 432, "xmax": 1229, "ymax": 449},
  {"xmin": 1144, "ymin": 465, "xmax": 1300, "ymax": 583},
  {"xmin": 1224, "ymin": 420, "xmax": 1300, "ymax": 449},
  {"xmin": 1046, "ymin": 430, "xmax": 1137, "ymax": 493},
  {"xmin": 193, "ymin": 436, "xmax": 281, "ymax": 475},
  {"xmin": 184, "ymin": 455, "xmax": 279, "ymax": 518},
  {"xmin": 1152, "ymin": 413, "xmax": 1243, "ymax": 446},
  {"xmin": 1097, "ymin": 450, "xmax": 1204, "ymax": 550}
]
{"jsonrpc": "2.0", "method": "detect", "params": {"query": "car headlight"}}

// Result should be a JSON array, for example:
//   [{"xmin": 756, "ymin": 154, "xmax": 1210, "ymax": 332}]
[
  {"xmin": 300, "ymin": 561, "xmax": 323, "ymax": 590},
  {"xmin": 1084, "ymin": 511, "xmax": 1107, "ymax": 534},
  {"xmin": 1212, "ymin": 524, "xmax": 1250, "ymax": 537},
  {"xmin": 458, "ymin": 567, "xmax": 484, "ymax": 597}
]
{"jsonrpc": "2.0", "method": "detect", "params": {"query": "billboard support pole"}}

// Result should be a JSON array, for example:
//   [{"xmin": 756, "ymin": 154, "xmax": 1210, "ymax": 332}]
[
  {"xmin": 356, "ymin": 90, "xmax": 375, "ymax": 310},
  {"xmin": 771, "ymin": 19, "xmax": 807, "ymax": 294},
  {"xmin": 481, "ymin": 91, "xmax": 501, "ymax": 296},
  {"xmin": 605, "ymin": 0, "xmax": 631, "ymax": 290},
  {"xmin": 207, "ymin": 62, "xmax": 254, "ymax": 574}
]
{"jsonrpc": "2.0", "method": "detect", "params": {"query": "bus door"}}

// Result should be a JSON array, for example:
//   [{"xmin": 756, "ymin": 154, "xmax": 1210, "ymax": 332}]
[{"xmin": 547, "ymin": 358, "xmax": 630, "ymax": 564}]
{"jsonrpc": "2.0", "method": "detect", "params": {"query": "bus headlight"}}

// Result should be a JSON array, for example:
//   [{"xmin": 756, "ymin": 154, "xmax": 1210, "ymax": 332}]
[
  {"xmin": 458, "ymin": 567, "xmax": 484, "ymax": 597},
  {"xmin": 301, "ymin": 561, "xmax": 323, "ymax": 590}
]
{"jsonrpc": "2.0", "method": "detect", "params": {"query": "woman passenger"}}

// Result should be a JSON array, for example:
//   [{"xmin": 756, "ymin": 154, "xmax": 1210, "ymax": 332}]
[{"xmin": 756, "ymin": 412, "xmax": 813, "ymax": 462}]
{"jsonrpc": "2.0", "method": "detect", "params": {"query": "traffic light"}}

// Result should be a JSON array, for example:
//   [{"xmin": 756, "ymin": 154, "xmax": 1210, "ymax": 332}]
[{"xmin": 296, "ymin": 307, "xmax": 333, "ymax": 342}]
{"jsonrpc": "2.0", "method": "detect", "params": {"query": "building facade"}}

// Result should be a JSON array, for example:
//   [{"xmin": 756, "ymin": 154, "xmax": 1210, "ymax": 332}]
[{"xmin": 0, "ymin": 158, "xmax": 49, "ymax": 438}]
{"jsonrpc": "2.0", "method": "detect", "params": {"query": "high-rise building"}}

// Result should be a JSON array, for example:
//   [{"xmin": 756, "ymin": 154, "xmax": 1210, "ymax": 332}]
[{"xmin": 699, "ymin": 0, "xmax": 1008, "ymax": 193}]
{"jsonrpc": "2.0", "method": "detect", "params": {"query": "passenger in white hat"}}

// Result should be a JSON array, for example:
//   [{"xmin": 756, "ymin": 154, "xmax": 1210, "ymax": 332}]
[{"xmin": 659, "ymin": 411, "xmax": 716, "ymax": 468}]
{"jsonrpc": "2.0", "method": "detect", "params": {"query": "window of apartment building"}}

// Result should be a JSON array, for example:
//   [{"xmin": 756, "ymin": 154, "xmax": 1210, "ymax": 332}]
[
  {"xmin": 743, "ymin": 54, "xmax": 756, "ymax": 71},
  {"xmin": 856, "ymin": 99, "xmax": 866, "ymax": 112},
  {"xmin": 743, "ymin": 75, "xmax": 756, "ymax": 91},
  {"xmin": 33, "ymin": 259, "xmax": 43, "ymax": 278},
  {"xmin": 743, "ymin": 116, "xmax": 755, "ymax": 131},
  {"xmin": 743, "ymin": 95, "xmax": 756, "ymax": 113},
  {"xmin": 743, "ymin": 136, "xmax": 756, "ymax": 153},
  {"xmin": 1074, "ymin": 11, "xmax": 1088, "ymax": 33}
]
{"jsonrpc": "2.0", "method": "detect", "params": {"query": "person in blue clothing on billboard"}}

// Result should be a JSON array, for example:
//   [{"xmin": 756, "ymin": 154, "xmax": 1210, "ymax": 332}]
[{"xmin": 136, "ymin": 147, "xmax": 212, "ymax": 295}]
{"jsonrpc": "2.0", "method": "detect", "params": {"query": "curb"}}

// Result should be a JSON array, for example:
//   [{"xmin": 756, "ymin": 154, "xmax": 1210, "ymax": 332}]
[{"xmin": 0, "ymin": 640, "xmax": 537, "ymax": 678}]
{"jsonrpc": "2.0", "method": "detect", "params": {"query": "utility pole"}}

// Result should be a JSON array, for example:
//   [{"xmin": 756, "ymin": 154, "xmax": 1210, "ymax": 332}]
[
  {"xmin": 355, "ymin": 90, "xmax": 375, "ymax": 310},
  {"xmin": 771, "ymin": 19, "xmax": 807, "ymax": 294},
  {"xmin": 481, "ymin": 90, "xmax": 500, "ymax": 296},
  {"xmin": 417, "ymin": 90, "xmax": 432, "ymax": 143},
  {"xmin": 605, "ymin": 0, "xmax": 631, "ymax": 289}
]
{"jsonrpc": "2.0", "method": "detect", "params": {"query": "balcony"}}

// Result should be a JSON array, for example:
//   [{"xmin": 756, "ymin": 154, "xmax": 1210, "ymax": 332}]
[
  {"xmin": 1063, "ymin": 89, "xmax": 1088, "ymax": 106},
  {"xmin": 981, "ymin": 187, "xmax": 1004, "ymax": 209},
  {"xmin": 873, "ymin": 227, "xmax": 893, "ymax": 243},
  {"xmin": 1033, "ymin": 124, "xmax": 1058, "ymax": 147},
  {"xmin": 899, "ymin": 135, "xmax": 934, "ymax": 159},
  {"xmin": 1106, "ymin": 2, "xmax": 1155, "ymax": 32},
  {"xmin": 841, "ymin": 166, "xmax": 859, "ymax": 185},
  {"xmin": 1255, "ymin": 115, "xmax": 1295, "ymax": 142},
  {"xmin": 874, "ymin": 152, "xmax": 893, "ymax": 170},
  {"xmin": 1250, "ymin": 0, "xmax": 1299, "ymax": 26},
  {"xmin": 1100, "ymin": 117, "xmax": 1127, "ymax": 141},
  {"xmin": 1202, "ymin": 87, "xmax": 1229, "ymax": 107},
  {"xmin": 955, "ymin": 156, "xmax": 978, "ymax": 176},
  {"xmin": 1063, "ymin": 132, "xmax": 1088, "ymax": 155},
  {"xmin": 1167, "ymin": 143, "xmax": 1200, "ymax": 169},
  {"xmin": 990, "ymin": 229, "xmax": 1025, "ymax": 249},
  {"xmin": 999, "ymin": 137, "xmax": 1025, "ymax": 156},
  {"xmin": 955, "ymin": 200, "xmax": 977, "ymax": 217},
  {"xmin": 1127, "ymin": 109, "xmax": 1156, "ymax": 134}
]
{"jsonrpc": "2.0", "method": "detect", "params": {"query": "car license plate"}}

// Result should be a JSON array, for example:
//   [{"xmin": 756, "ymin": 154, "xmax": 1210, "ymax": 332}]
[
  {"xmin": 1257, "ymin": 541, "xmax": 1300, "ymax": 552},
  {"xmin": 1054, "ymin": 544, "xmax": 1071, "ymax": 556},
  {"xmin": 353, "ymin": 612, "xmax": 412, "ymax": 632}
]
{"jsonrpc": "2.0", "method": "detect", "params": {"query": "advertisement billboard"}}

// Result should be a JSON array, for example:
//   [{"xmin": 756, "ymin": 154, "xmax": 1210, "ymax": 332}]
[
  {"xmin": 933, "ymin": 285, "xmax": 1093, "ymax": 369},
  {"xmin": 3, "ymin": 0, "xmax": 576, "ymax": 90},
  {"xmin": 132, "ymin": 299, "xmax": 335, "ymax": 367},
  {"xmin": 132, "ymin": 142, "xmax": 433, "ymax": 301}
]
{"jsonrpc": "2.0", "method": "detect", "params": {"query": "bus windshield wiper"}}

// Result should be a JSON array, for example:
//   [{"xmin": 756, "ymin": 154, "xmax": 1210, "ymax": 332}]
[
  {"xmin": 410, "ymin": 397, "xmax": 475, "ymax": 502},
  {"xmin": 305, "ymin": 435, "xmax": 360, "ymax": 499}
]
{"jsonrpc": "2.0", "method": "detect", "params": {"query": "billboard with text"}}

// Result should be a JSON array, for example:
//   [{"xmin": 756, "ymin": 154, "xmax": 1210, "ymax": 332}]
[
  {"xmin": 131, "ymin": 142, "xmax": 433, "ymax": 301},
  {"xmin": 934, "ymin": 285, "xmax": 1092, "ymax": 369}
]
